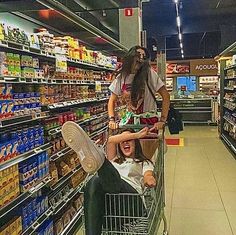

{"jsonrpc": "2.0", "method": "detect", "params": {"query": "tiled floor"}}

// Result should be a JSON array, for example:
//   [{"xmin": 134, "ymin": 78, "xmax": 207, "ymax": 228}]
[
  {"xmin": 157, "ymin": 126, "xmax": 236, "ymax": 235},
  {"xmin": 76, "ymin": 126, "xmax": 236, "ymax": 235}
]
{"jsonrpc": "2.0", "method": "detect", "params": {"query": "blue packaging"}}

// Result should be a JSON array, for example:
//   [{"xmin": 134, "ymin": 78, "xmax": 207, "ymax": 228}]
[
  {"xmin": 0, "ymin": 132, "xmax": 9, "ymax": 142},
  {"xmin": 34, "ymin": 138, "xmax": 40, "ymax": 147},
  {"xmin": 24, "ymin": 93, "xmax": 31, "ymax": 99},
  {"xmin": 18, "ymin": 93, "xmax": 24, "ymax": 99},
  {"xmin": 13, "ymin": 93, "xmax": 19, "ymax": 99},
  {"xmin": 10, "ymin": 131, "xmax": 18, "ymax": 140},
  {"xmin": 17, "ymin": 138, "xmax": 24, "ymax": 154}
]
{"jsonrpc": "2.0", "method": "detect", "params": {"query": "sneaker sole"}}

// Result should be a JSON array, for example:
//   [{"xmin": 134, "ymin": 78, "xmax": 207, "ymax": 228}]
[{"xmin": 61, "ymin": 121, "xmax": 104, "ymax": 174}]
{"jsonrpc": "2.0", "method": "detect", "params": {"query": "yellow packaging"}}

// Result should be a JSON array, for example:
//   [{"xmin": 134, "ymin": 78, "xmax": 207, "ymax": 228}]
[
  {"xmin": 8, "ymin": 166, "xmax": 13, "ymax": 174},
  {"xmin": 0, "ymin": 225, "xmax": 10, "ymax": 235},
  {"xmin": 13, "ymin": 170, "xmax": 18, "ymax": 179},
  {"xmin": 15, "ymin": 217, "xmax": 22, "ymax": 235},
  {"xmin": 12, "ymin": 164, "xmax": 18, "ymax": 173},
  {"xmin": 8, "ymin": 173, "xmax": 14, "ymax": 183},
  {"xmin": 8, "ymin": 181, "xmax": 15, "ymax": 192},
  {"xmin": 2, "ymin": 168, "xmax": 9, "ymax": 177},
  {"xmin": 9, "ymin": 220, "xmax": 17, "ymax": 235},
  {"xmin": 0, "ymin": 197, "xmax": 3, "ymax": 208}
]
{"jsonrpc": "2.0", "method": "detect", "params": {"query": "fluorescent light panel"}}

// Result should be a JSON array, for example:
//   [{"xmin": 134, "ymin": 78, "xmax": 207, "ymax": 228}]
[
  {"xmin": 177, "ymin": 16, "xmax": 181, "ymax": 27},
  {"xmin": 178, "ymin": 33, "xmax": 182, "ymax": 40},
  {"xmin": 180, "ymin": 43, "xmax": 183, "ymax": 48}
]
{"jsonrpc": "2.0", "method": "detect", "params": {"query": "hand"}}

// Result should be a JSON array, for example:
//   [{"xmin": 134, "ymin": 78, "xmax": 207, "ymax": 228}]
[
  {"xmin": 137, "ymin": 127, "xmax": 149, "ymax": 139},
  {"xmin": 144, "ymin": 175, "xmax": 156, "ymax": 188},
  {"xmin": 149, "ymin": 122, "xmax": 165, "ymax": 132},
  {"xmin": 108, "ymin": 120, "xmax": 118, "ymax": 130}
]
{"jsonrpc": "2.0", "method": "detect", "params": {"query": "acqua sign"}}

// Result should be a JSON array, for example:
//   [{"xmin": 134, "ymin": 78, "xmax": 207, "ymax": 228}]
[{"xmin": 190, "ymin": 59, "xmax": 218, "ymax": 76}]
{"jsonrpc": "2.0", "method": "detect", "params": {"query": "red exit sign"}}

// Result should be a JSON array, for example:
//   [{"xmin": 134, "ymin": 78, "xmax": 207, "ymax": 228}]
[{"xmin": 124, "ymin": 8, "xmax": 133, "ymax": 16}]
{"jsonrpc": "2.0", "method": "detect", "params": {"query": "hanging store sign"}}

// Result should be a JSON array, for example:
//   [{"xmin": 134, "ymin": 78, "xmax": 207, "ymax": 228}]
[
  {"xmin": 124, "ymin": 8, "xmax": 133, "ymax": 17},
  {"xmin": 166, "ymin": 62, "xmax": 190, "ymax": 74},
  {"xmin": 190, "ymin": 59, "xmax": 218, "ymax": 76}
]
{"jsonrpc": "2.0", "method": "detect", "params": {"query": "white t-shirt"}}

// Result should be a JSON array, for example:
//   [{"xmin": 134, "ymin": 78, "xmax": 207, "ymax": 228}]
[
  {"xmin": 111, "ymin": 158, "xmax": 154, "ymax": 194},
  {"xmin": 109, "ymin": 68, "xmax": 164, "ymax": 113}
]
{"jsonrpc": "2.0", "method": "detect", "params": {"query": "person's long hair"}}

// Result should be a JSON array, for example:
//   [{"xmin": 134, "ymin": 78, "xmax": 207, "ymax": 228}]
[
  {"xmin": 117, "ymin": 45, "xmax": 151, "ymax": 108},
  {"xmin": 116, "ymin": 128, "xmax": 152, "ymax": 164}
]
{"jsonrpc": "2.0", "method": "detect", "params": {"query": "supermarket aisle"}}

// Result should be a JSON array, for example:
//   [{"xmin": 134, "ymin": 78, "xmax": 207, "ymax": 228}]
[{"xmin": 158, "ymin": 126, "xmax": 236, "ymax": 235}]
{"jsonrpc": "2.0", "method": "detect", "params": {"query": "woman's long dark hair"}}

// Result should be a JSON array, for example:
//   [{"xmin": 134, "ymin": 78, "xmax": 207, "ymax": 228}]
[
  {"xmin": 116, "ymin": 128, "xmax": 152, "ymax": 164},
  {"xmin": 118, "ymin": 46, "xmax": 151, "ymax": 108}
]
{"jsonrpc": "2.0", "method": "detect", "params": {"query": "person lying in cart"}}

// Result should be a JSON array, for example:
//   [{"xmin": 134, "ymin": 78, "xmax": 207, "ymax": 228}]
[{"xmin": 61, "ymin": 121, "xmax": 157, "ymax": 235}]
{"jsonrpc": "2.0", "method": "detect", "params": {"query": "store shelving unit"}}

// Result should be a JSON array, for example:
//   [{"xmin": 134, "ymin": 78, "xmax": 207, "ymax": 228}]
[
  {"xmin": 0, "ymin": 1, "xmax": 126, "ymax": 233},
  {"xmin": 218, "ymin": 41, "xmax": 236, "ymax": 156}
]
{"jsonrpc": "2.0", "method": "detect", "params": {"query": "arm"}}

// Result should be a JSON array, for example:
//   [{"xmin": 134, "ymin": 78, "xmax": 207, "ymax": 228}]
[
  {"xmin": 143, "ymin": 170, "xmax": 156, "ymax": 188},
  {"xmin": 106, "ymin": 127, "xmax": 149, "ymax": 160},
  {"xmin": 158, "ymin": 85, "xmax": 170, "ymax": 123},
  {"xmin": 108, "ymin": 93, "xmax": 118, "ymax": 129},
  {"xmin": 150, "ymin": 85, "xmax": 170, "ymax": 131}
]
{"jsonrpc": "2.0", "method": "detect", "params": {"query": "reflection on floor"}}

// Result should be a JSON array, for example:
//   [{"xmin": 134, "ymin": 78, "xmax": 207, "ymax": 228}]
[{"xmin": 158, "ymin": 126, "xmax": 236, "ymax": 235}]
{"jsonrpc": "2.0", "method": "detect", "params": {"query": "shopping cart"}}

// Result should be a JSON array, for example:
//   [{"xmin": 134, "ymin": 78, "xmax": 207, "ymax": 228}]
[{"xmin": 81, "ymin": 124, "xmax": 168, "ymax": 235}]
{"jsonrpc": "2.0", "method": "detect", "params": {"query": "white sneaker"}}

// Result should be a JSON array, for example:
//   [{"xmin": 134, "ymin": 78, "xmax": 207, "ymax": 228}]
[{"xmin": 61, "ymin": 121, "xmax": 105, "ymax": 174}]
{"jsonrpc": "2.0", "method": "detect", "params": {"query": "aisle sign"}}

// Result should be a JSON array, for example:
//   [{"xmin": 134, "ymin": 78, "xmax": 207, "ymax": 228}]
[
  {"xmin": 55, "ymin": 54, "xmax": 67, "ymax": 72},
  {"xmin": 190, "ymin": 59, "xmax": 218, "ymax": 76},
  {"xmin": 124, "ymin": 8, "xmax": 133, "ymax": 17},
  {"xmin": 166, "ymin": 62, "xmax": 190, "ymax": 74}
]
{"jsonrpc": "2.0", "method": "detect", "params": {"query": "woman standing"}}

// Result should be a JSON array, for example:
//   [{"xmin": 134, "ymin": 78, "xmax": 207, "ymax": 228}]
[{"xmin": 108, "ymin": 45, "xmax": 170, "ymax": 132}]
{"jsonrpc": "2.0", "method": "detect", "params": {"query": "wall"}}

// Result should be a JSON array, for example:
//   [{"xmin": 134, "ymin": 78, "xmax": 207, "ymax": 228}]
[{"xmin": 119, "ymin": 8, "xmax": 141, "ymax": 49}]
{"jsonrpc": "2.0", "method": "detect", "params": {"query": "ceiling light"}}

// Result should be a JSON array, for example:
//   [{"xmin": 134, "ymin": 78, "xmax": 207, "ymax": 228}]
[
  {"xmin": 177, "ymin": 16, "xmax": 181, "ymax": 27},
  {"xmin": 174, "ymin": 0, "xmax": 178, "ymax": 3},
  {"xmin": 181, "ymin": 49, "xmax": 184, "ymax": 54},
  {"xmin": 181, "ymin": 54, "xmax": 184, "ymax": 58},
  {"xmin": 180, "ymin": 43, "xmax": 183, "ymax": 48},
  {"xmin": 178, "ymin": 33, "xmax": 182, "ymax": 40}
]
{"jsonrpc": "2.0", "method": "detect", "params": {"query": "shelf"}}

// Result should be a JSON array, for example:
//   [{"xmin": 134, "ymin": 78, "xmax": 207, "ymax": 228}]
[
  {"xmin": 223, "ymin": 116, "xmax": 236, "ymax": 127},
  {"xmin": 224, "ymin": 97, "xmax": 235, "ymax": 103},
  {"xmin": 223, "ymin": 105, "xmax": 236, "ymax": 111},
  {"xmin": 0, "ymin": 143, "xmax": 52, "ymax": 171},
  {"xmin": 0, "ymin": 176, "xmax": 51, "ymax": 221},
  {"xmin": 221, "ymin": 133, "xmax": 236, "ymax": 155},
  {"xmin": 22, "ymin": 207, "xmax": 53, "ymax": 235},
  {"xmin": 0, "ymin": 40, "xmax": 115, "ymax": 72},
  {"xmin": 0, "ymin": 113, "xmax": 47, "ymax": 129},
  {"xmin": 225, "ymin": 77, "xmax": 236, "ymax": 80},
  {"xmin": 50, "ymin": 147, "xmax": 72, "ymax": 161},
  {"xmin": 0, "ymin": 76, "xmax": 111, "ymax": 85},
  {"xmin": 224, "ymin": 64, "xmax": 236, "ymax": 71},
  {"xmin": 90, "ymin": 125, "xmax": 107, "ymax": 139},
  {"xmin": 46, "ymin": 97, "xmax": 108, "ymax": 110},
  {"xmin": 224, "ymin": 87, "xmax": 236, "ymax": 91},
  {"xmin": 48, "ymin": 111, "xmax": 108, "ymax": 136},
  {"xmin": 50, "ymin": 165, "xmax": 82, "ymax": 192},
  {"xmin": 51, "ymin": 182, "xmax": 84, "ymax": 216},
  {"xmin": 60, "ymin": 207, "xmax": 83, "ymax": 235}
]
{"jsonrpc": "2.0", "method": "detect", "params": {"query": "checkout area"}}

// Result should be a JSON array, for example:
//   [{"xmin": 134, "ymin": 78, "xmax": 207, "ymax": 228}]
[{"xmin": 162, "ymin": 58, "xmax": 219, "ymax": 124}]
